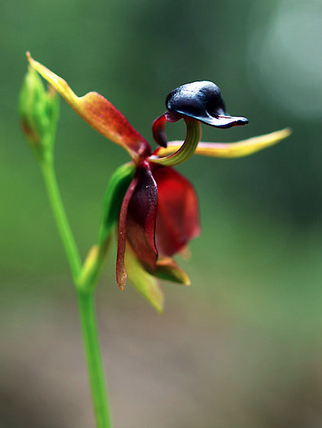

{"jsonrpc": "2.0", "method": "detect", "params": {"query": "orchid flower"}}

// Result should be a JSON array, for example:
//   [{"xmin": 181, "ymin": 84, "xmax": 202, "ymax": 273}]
[{"xmin": 26, "ymin": 53, "xmax": 291, "ymax": 312}]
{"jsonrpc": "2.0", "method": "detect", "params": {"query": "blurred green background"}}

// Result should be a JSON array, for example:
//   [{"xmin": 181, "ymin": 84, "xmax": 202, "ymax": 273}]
[{"xmin": 1, "ymin": 0, "xmax": 322, "ymax": 426}]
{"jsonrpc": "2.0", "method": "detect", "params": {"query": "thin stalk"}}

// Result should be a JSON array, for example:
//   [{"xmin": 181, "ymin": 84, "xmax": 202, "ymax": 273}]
[
  {"xmin": 77, "ymin": 289, "xmax": 113, "ymax": 428},
  {"xmin": 41, "ymin": 161, "xmax": 82, "ymax": 282},
  {"xmin": 40, "ymin": 160, "xmax": 113, "ymax": 428}
]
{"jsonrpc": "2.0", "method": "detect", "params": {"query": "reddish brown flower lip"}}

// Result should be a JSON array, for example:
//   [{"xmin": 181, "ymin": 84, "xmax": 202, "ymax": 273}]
[{"xmin": 116, "ymin": 161, "xmax": 200, "ymax": 290}]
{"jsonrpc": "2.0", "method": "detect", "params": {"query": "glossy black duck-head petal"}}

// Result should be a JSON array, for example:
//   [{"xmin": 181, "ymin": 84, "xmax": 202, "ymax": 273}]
[{"xmin": 166, "ymin": 81, "xmax": 248, "ymax": 128}]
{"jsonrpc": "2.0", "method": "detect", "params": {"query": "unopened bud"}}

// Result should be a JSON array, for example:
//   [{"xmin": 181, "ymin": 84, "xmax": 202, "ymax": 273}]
[{"xmin": 19, "ymin": 63, "xmax": 59, "ymax": 163}]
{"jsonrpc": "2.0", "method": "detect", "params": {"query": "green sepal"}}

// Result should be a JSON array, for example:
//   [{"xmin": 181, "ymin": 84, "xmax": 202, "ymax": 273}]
[
  {"xmin": 125, "ymin": 246, "xmax": 164, "ymax": 313},
  {"xmin": 19, "ymin": 66, "xmax": 60, "ymax": 164},
  {"xmin": 153, "ymin": 258, "xmax": 190, "ymax": 285},
  {"xmin": 98, "ymin": 162, "xmax": 135, "ymax": 245}
]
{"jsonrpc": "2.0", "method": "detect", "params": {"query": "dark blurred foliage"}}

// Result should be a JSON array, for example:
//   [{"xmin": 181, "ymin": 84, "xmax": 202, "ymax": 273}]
[{"xmin": 1, "ymin": 0, "xmax": 322, "ymax": 427}]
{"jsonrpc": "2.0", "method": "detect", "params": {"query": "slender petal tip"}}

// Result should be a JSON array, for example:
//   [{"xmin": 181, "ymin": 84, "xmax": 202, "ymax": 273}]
[{"xmin": 166, "ymin": 81, "xmax": 248, "ymax": 128}]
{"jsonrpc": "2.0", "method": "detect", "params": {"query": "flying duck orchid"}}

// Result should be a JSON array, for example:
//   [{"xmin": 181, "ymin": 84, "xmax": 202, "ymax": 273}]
[{"xmin": 23, "ymin": 53, "xmax": 291, "ymax": 312}]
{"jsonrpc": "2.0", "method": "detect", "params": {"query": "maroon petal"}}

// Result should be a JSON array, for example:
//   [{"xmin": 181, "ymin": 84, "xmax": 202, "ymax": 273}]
[
  {"xmin": 116, "ymin": 175, "xmax": 139, "ymax": 290},
  {"xmin": 152, "ymin": 113, "xmax": 167, "ymax": 147},
  {"xmin": 126, "ymin": 161, "xmax": 158, "ymax": 273},
  {"xmin": 153, "ymin": 166, "xmax": 201, "ymax": 257}
]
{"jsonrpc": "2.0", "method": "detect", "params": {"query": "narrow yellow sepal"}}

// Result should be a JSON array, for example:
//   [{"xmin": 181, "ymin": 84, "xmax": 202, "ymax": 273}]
[
  {"xmin": 27, "ymin": 52, "xmax": 78, "ymax": 110},
  {"xmin": 156, "ymin": 128, "xmax": 292, "ymax": 159}
]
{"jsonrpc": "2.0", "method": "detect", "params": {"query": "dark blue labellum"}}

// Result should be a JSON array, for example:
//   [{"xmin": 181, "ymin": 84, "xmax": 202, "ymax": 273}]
[{"xmin": 166, "ymin": 81, "xmax": 248, "ymax": 128}]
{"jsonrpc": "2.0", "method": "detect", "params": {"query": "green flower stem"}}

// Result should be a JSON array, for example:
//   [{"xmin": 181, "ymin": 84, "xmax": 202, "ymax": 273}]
[
  {"xmin": 40, "ymin": 161, "xmax": 82, "ymax": 283},
  {"xmin": 40, "ymin": 160, "xmax": 113, "ymax": 428},
  {"xmin": 77, "ymin": 288, "xmax": 113, "ymax": 428}
]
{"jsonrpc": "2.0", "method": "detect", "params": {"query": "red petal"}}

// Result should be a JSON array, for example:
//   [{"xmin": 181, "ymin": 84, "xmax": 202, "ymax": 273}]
[
  {"xmin": 27, "ymin": 53, "xmax": 151, "ymax": 162},
  {"xmin": 116, "ymin": 176, "xmax": 139, "ymax": 289},
  {"xmin": 152, "ymin": 113, "xmax": 167, "ymax": 147},
  {"xmin": 80, "ymin": 92, "xmax": 151, "ymax": 161},
  {"xmin": 153, "ymin": 166, "xmax": 200, "ymax": 257},
  {"xmin": 126, "ymin": 161, "xmax": 158, "ymax": 273}
]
